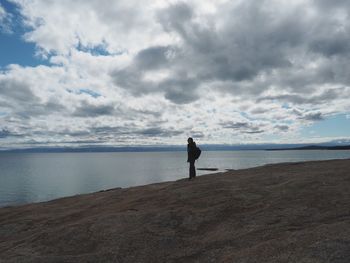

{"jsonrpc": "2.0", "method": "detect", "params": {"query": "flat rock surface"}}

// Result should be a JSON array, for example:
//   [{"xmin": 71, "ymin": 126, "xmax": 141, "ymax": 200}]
[{"xmin": 0, "ymin": 159, "xmax": 350, "ymax": 262}]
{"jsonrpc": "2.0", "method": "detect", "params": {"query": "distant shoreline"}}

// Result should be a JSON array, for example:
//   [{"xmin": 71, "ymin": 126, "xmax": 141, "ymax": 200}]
[
  {"xmin": 1, "ymin": 144, "xmax": 350, "ymax": 153},
  {"xmin": 266, "ymin": 145, "xmax": 350, "ymax": 151}
]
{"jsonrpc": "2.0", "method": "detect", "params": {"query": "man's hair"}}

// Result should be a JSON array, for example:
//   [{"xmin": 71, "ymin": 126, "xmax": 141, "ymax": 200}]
[{"xmin": 188, "ymin": 137, "xmax": 193, "ymax": 143}]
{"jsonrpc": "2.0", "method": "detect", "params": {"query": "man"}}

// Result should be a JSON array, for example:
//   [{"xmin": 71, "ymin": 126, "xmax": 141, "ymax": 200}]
[{"xmin": 187, "ymin": 137, "xmax": 197, "ymax": 180}]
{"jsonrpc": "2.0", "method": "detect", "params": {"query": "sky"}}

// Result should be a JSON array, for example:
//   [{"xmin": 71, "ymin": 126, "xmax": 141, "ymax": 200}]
[{"xmin": 0, "ymin": 0, "xmax": 350, "ymax": 149}]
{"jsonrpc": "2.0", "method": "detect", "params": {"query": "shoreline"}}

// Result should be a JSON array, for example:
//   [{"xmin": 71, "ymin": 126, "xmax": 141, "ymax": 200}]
[{"xmin": 1, "ymin": 158, "xmax": 350, "ymax": 262}]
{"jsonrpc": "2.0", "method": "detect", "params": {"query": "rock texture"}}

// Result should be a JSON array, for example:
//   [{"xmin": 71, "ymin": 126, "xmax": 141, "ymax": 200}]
[{"xmin": 1, "ymin": 159, "xmax": 350, "ymax": 262}]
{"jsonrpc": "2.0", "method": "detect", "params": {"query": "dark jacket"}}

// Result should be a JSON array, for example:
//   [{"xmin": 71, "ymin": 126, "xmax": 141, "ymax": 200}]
[{"xmin": 187, "ymin": 142, "xmax": 197, "ymax": 163}]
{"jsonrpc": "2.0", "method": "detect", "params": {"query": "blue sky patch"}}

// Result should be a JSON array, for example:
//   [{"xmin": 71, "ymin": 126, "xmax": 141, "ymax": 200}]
[
  {"xmin": 300, "ymin": 113, "xmax": 350, "ymax": 138},
  {"xmin": 78, "ymin": 88, "xmax": 101, "ymax": 98},
  {"xmin": 66, "ymin": 88, "xmax": 101, "ymax": 98},
  {"xmin": 0, "ymin": 0, "xmax": 48, "ymax": 68},
  {"xmin": 77, "ymin": 42, "xmax": 111, "ymax": 56}
]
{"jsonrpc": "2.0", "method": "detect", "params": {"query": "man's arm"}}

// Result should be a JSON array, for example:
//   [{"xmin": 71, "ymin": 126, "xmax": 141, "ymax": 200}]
[{"xmin": 187, "ymin": 144, "xmax": 190, "ymax": 162}]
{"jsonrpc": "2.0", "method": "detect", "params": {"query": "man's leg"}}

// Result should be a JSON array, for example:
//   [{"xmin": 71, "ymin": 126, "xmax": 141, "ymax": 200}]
[
  {"xmin": 189, "ymin": 161, "xmax": 195, "ymax": 179},
  {"xmin": 193, "ymin": 162, "xmax": 196, "ymax": 178}
]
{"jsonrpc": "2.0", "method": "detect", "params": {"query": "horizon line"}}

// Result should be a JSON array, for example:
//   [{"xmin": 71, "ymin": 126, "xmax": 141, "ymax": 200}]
[{"xmin": 2, "ymin": 142, "xmax": 350, "ymax": 153}]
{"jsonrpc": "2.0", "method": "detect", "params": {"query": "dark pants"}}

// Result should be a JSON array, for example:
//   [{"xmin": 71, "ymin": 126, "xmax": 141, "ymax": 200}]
[{"xmin": 189, "ymin": 161, "xmax": 196, "ymax": 179}]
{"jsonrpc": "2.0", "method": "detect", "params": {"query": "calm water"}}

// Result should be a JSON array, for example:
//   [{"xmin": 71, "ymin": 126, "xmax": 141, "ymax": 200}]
[{"xmin": 1, "ymin": 150, "xmax": 350, "ymax": 207}]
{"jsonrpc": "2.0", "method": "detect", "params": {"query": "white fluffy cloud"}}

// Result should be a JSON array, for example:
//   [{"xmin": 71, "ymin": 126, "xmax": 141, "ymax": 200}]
[
  {"xmin": 13, "ymin": 0, "xmax": 171, "ymax": 55},
  {"xmin": 1, "ymin": 0, "xmax": 350, "ymax": 148}
]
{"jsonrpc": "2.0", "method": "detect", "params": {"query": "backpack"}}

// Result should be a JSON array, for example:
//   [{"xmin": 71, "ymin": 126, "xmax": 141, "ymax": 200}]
[{"xmin": 195, "ymin": 147, "xmax": 201, "ymax": 160}]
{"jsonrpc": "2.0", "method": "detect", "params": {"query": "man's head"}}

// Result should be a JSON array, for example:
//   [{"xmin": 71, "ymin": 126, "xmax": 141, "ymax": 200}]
[{"xmin": 187, "ymin": 137, "xmax": 193, "ymax": 144}]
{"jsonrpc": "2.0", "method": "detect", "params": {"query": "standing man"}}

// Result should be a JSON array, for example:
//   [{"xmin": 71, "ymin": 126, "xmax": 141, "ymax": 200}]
[{"xmin": 187, "ymin": 137, "xmax": 197, "ymax": 180}]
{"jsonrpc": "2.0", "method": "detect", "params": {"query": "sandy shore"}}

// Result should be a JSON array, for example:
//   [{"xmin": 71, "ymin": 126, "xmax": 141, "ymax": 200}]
[{"xmin": 1, "ymin": 159, "xmax": 350, "ymax": 262}]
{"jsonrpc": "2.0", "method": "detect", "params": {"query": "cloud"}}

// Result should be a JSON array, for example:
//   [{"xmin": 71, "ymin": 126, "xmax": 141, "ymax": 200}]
[
  {"xmin": 160, "ymin": 76, "xmax": 199, "ymax": 104},
  {"xmin": 314, "ymin": 0, "xmax": 350, "ymax": 10},
  {"xmin": 0, "ymin": 78, "xmax": 37, "ymax": 102},
  {"xmin": 257, "ymin": 88, "xmax": 347, "ymax": 105},
  {"xmin": 136, "ymin": 127, "xmax": 183, "ymax": 137},
  {"xmin": 0, "ymin": 75, "xmax": 66, "ymax": 119},
  {"xmin": 73, "ymin": 101, "xmax": 116, "ymax": 117},
  {"xmin": 0, "ymin": 129, "xmax": 11, "ymax": 138},
  {"xmin": 134, "ymin": 46, "xmax": 171, "ymax": 70},
  {"xmin": 110, "ymin": 0, "xmax": 350, "ymax": 107},
  {"xmin": 1, "ymin": 0, "xmax": 350, "ymax": 147},
  {"xmin": 12, "ymin": 0, "xmax": 170, "ymax": 55},
  {"xmin": 310, "ymin": 34, "xmax": 350, "ymax": 58},
  {"xmin": 300, "ymin": 112, "xmax": 324, "ymax": 121},
  {"xmin": 274, "ymin": 125, "xmax": 289, "ymax": 132},
  {"xmin": 220, "ymin": 121, "xmax": 265, "ymax": 134},
  {"xmin": 87, "ymin": 125, "xmax": 183, "ymax": 140}
]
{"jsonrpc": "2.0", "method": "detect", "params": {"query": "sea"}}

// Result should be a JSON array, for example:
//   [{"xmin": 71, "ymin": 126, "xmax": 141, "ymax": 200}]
[{"xmin": 1, "ymin": 150, "xmax": 350, "ymax": 207}]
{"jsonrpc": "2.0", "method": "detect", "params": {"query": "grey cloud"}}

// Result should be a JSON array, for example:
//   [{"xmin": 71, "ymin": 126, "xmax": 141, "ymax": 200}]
[
  {"xmin": 136, "ymin": 127, "xmax": 183, "ymax": 137},
  {"xmin": 112, "ymin": 0, "xmax": 350, "ymax": 105},
  {"xmin": 109, "ymin": 0, "xmax": 350, "ymax": 108},
  {"xmin": 257, "ymin": 88, "xmax": 345, "ymax": 105},
  {"xmin": 310, "ymin": 34, "xmax": 350, "ymax": 57},
  {"xmin": 157, "ymin": 2, "xmax": 193, "ymax": 34},
  {"xmin": 0, "ymin": 129, "xmax": 10, "ymax": 138},
  {"xmin": 90, "ymin": 126, "xmax": 128, "ymax": 135},
  {"xmin": 314, "ymin": 0, "xmax": 350, "ymax": 10},
  {"xmin": 160, "ymin": 77, "xmax": 199, "ymax": 104},
  {"xmin": 0, "ymin": 79, "xmax": 66, "ymax": 119},
  {"xmin": 90, "ymin": 125, "xmax": 183, "ymax": 138},
  {"xmin": 189, "ymin": 130, "xmax": 205, "ymax": 138},
  {"xmin": 158, "ymin": 1, "xmax": 297, "ymax": 82},
  {"xmin": 291, "ymin": 109, "xmax": 324, "ymax": 121},
  {"xmin": 90, "ymin": 126, "xmax": 183, "ymax": 139},
  {"xmin": 221, "ymin": 122, "xmax": 250, "ymax": 129},
  {"xmin": 0, "ymin": 79, "xmax": 38, "ymax": 102},
  {"xmin": 63, "ymin": 139, "xmax": 107, "ymax": 144},
  {"xmin": 20, "ymin": 128, "xmax": 108, "ymax": 144},
  {"xmin": 157, "ymin": 1, "xmax": 350, "ymax": 98},
  {"xmin": 112, "ymin": 47, "xmax": 200, "ymax": 104},
  {"xmin": 44, "ymin": 100, "xmax": 66, "ymax": 112},
  {"xmin": 221, "ymin": 121, "xmax": 264, "ymax": 134},
  {"xmin": 134, "ymin": 109, "xmax": 162, "ymax": 118},
  {"xmin": 258, "ymin": 94, "xmax": 312, "ymax": 105},
  {"xmin": 24, "ymin": 139, "xmax": 108, "ymax": 145},
  {"xmin": 110, "ymin": 3, "xmax": 200, "ymax": 104},
  {"xmin": 0, "ymin": 128, "xmax": 25, "ymax": 138},
  {"xmin": 73, "ymin": 101, "xmax": 116, "ymax": 117},
  {"xmin": 31, "ymin": 129, "xmax": 91, "ymax": 138},
  {"xmin": 113, "ymin": 68, "xmax": 142, "ymax": 90},
  {"xmin": 250, "ymin": 107, "xmax": 270, "ymax": 114},
  {"xmin": 16, "ymin": 100, "xmax": 66, "ymax": 119},
  {"xmin": 135, "ymin": 46, "xmax": 171, "ymax": 70},
  {"xmin": 245, "ymin": 130, "xmax": 265, "ymax": 134},
  {"xmin": 292, "ymin": 108, "xmax": 303, "ymax": 117},
  {"xmin": 46, "ymin": 126, "xmax": 168, "ymax": 144},
  {"xmin": 300, "ymin": 112, "xmax": 324, "ymax": 121},
  {"xmin": 275, "ymin": 125, "xmax": 289, "ymax": 132},
  {"xmin": 112, "ymin": 68, "xmax": 157, "ymax": 95}
]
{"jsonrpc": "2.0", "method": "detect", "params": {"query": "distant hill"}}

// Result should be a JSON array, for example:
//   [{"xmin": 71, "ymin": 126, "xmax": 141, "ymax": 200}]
[
  {"xmin": 266, "ymin": 145, "xmax": 350, "ymax": 151},
  {"xmin": 1, "ymin": 142, "xmax": 350, "ymax": 153}
]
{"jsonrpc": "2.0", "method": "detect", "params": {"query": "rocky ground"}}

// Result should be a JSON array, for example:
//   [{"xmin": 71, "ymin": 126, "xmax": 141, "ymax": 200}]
[{"xmin": 0, "ymin": 159, "xmax": 350, "ymax": 262}]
